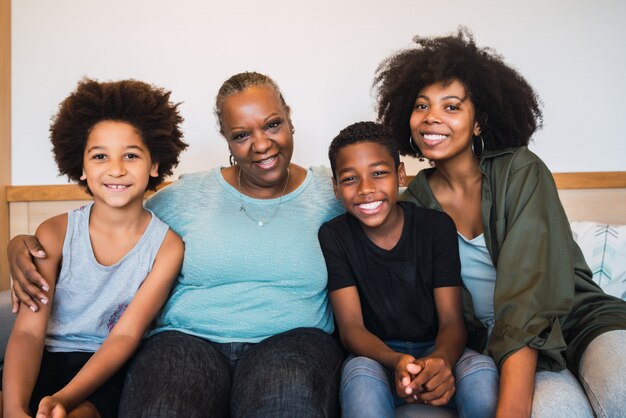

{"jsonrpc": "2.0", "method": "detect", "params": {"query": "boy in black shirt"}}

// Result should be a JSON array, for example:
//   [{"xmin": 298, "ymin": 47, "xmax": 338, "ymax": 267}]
[{"xmin": 319, "ymin": 122, "xmax": 498, "ymax": 418}]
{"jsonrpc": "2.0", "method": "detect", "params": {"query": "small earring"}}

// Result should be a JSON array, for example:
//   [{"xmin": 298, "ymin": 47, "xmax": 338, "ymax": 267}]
[
  {"xmin": 471, "ymin": 135, "xmax": 485, "ymax": 159},
  {"xmin": 229, "ymin": 151, "xmax": 236, "ymax": 166},
  {"xmin": 291, "ymin": 126, "xmax": 295, "ymax": 134}
]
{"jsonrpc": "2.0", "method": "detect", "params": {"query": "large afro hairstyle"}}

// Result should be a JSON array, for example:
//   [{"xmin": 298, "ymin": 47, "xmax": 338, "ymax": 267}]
[
  {"xmin": 373, "ymin": 27, "xmax": 543, "ymax": 156},
  {"xmin": 50, "ymin": 78, "xmax": 188, "ymax": 194}
]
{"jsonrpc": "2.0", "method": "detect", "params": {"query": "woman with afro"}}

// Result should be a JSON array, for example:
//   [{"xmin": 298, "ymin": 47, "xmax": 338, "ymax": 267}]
[{"xmin": 375, "ymin": 28, "xmax": 626, "ymax": 417}]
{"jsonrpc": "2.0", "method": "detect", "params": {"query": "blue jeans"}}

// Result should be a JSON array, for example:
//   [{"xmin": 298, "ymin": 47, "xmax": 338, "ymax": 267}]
[
  {"xmin": 118, "ymin": 328, "xmax": 343, "ymax": 417},
  {"xmin": 532, "ymin": 330, "xmax": 626, "ymax": 418},
  {"xmin": 339, "ymin": 340, "xmax": 498, "ymax": 418}
]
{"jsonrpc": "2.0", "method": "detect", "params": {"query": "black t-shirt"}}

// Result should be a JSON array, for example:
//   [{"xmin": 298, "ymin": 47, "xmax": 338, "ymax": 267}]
[{"xmin": 318, "ymin": 201, "xmax": 462, "ymax": 342}]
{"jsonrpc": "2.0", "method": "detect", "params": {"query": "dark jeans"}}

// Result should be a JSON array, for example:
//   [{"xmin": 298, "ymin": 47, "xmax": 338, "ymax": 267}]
[{"xmin": 118, "ymin": 328, "xmax": 343, "ymax": 418}]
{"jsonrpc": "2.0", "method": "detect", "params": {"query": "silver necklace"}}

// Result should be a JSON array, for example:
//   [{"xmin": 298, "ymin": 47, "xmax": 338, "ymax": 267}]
[{"xmin": 237, "ymin": 167, "xmax": 290, "ymax": 227}]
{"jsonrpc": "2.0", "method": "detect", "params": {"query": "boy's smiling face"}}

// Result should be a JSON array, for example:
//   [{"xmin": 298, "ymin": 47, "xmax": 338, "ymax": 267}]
[{"xmin": 333, "ymin": 141, "xmax": 406, "ymax": 232}]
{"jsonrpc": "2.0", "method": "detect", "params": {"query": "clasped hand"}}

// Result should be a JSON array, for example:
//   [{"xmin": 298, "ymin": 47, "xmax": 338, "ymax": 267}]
[{"xmin": 395, "ymin": 353, "xmax": 455, "ymax": 406}]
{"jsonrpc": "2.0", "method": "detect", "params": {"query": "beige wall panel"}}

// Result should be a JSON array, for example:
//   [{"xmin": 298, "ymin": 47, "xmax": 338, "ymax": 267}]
[
  {"xmin": 558, "ymin": 189, "xmax": 626, "ymax": 224},
  {"xmin": 9, "ymin": 202, "xmax": 28, "ymax": 238},
  {"xmin": 27, "ymin": 201, "xmax": 89, "ymax": 234}
]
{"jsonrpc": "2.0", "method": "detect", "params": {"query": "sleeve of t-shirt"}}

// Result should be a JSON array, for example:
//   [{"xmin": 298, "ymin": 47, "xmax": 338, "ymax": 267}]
[
  {"xmin": 431, "ymin": 212, "xmax": 463, "ymax": 288},
  {"xmin": 318, "ymin": 222, "xmax": 357, "ymax": 291}
]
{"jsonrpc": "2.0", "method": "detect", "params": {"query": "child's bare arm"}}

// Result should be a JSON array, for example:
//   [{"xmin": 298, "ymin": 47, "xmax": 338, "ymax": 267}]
[
  {"xmin": 406, "ymin": 285, "xmax": 466, "ymax": 405},
  {"xmin": 2, "ymin": 215, "xmax": 65, "ymax": 417},
  {"xmin": 330, "ymin": 287, "xmax": 417, "ymax": 400},
  {"xmin": 37, "ymin": 229, "xmax": 184, "ymax": 416}
]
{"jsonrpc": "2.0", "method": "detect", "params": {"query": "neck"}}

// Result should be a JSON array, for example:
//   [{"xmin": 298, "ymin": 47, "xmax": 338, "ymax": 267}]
[
  {"xmin": 431, "ymin": 153, "xmax": 482, "ymax": 191},
  {"xmin": 89, "ymin": 200, "xmax": 149, "ymax": 232},
  {"xmin": 362, "ymin": 203, "xmax": 404, "ymax": 250},
  {"xmin": 238, "ymin": 166, "xmax": 291, "ymax": 199}
]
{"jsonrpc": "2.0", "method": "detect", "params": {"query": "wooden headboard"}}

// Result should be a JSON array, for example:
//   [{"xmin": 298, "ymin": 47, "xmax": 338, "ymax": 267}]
[{"xmin": 6, "ymin": 171, "xmax": 626, "ymax": 239}]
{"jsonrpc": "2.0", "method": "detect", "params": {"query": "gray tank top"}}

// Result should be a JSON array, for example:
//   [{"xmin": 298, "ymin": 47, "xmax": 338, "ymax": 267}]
[{"xmin": 46, "ymin": 202, "xmax": 169, "ymax": 352}]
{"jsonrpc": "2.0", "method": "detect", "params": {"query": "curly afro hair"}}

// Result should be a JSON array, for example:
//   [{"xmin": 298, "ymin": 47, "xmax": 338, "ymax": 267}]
[
  {"xmin": 214, "ymin": 71, "xmax": 289, "ymax": 134},
  {"xmin": 374, "ymin": 27, "xmax": 543, "ymax": 157},
  {"xmin": 329, "ymin": 121, "xmax": 400, "ymax": 179},
  {"xmin": 50, "ymin": 78, "xmax": 188, "ymax": 193}
]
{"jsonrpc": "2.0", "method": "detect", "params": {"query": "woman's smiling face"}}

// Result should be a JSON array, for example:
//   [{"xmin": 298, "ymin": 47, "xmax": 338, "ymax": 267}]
[
  {"xmin": 409, "ymin": 79, "xmax": 481, "ymax": 163},
  {"xmin": 220, "ymin": 84, "xmax": 293, "ymax": 192}
]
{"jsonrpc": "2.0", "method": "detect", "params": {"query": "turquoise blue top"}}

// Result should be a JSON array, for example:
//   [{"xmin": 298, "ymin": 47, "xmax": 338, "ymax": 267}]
[
  {"xmin": 145, "ymin": 166, "xmax": 344, "ymax": 343},
  {"xmin": 457, "ymin": 233, "xmax": 497, "ymax": 336}
]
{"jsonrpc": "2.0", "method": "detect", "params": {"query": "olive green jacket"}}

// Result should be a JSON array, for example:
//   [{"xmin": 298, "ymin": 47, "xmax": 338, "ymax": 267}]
[{"xmin": 402, "ymin": 146, "xmax": 626, "ymax": 373}]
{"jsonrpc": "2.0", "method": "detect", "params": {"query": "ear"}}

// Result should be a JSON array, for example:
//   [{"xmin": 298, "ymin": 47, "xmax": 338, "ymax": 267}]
[
  {"xmin": 332, "ymin": 176, "xmax": 340, "ymax": 200},
  {"xmin": 397, "ymin": 162, "xmax": 407, "ymax": 187},
  {"xmin": 80, "ymin": 169, "xmax": 86, "ymax": 181},
  {"xmin": 474, "ymin": 121, "xmax": 482, "ymax": 136},
  {"xmin": 150, "ymin": 162, "xmax": 159, "ymax": 178}
]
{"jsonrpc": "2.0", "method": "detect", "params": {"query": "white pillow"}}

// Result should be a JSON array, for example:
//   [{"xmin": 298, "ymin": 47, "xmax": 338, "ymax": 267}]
[{"xmin": 570, "ymin": 221, "xmax": 626, "ymax": 301}]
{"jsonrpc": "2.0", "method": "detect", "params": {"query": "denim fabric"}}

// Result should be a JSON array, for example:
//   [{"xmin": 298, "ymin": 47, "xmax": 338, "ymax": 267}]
[
  {"xmin": 578, "ymin": 330, "xmax": 626, "ymax": 418},
  {"xmin": 532, "ymin": 368, "xmax": 593, "ymax": 417},
  {"xmin": 532, "ymin": 330, "xmax": 626, "ymax": 418},
  {"xmin": 118, "ymin": 328, "xmax": 343, "ymax": 418},
  {"xmin": 118, "ymin": 331, "xmax": 231, "ymax": 418},
  {"xmin": 339, "ymin": 340, "xmax": 498, "ymax": 418}
]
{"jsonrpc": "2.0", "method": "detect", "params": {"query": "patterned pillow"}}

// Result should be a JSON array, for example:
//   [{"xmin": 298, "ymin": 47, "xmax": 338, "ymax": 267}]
[{"xmin": 570, "ymin": 221, "xmax": 626, "ymax": 301}]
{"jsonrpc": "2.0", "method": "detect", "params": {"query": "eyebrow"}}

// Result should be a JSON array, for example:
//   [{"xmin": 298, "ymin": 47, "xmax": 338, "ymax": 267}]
[
  {"xmin": 336, "ymin": 160, "xmax": 392, "ymax": 175},
  {"xmin": 228, "ymin": 112, "xmax": 283, "ymax": 132},
  {"xmin": 86, "ymin": 145, "xmax": 145, "ymax": 153},
  {"xmin": 417, "ymin": 94, "xmax": 467, "ymax": 101}
]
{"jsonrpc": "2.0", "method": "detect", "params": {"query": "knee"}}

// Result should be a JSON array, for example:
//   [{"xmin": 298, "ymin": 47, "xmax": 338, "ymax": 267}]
[
  {"xmin": 454, "ymin": 349, "xmax": 498, "ymax": 380},
  {"xmin": 342, "ymin": 356, "xmax": 389, "ymax": 385}
]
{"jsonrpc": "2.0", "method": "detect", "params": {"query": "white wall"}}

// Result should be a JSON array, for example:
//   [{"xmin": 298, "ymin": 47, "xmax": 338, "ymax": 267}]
[{"xmin": 12, "ymin": 0, "xmax": 626, "ymax": 185}]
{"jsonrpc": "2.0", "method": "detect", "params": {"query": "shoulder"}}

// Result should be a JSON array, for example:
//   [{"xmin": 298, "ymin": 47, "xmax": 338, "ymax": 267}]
[
  {"xmin": 307, "ymin": 166, "xmax": 335, "ymax": 192},
  {"xmin": 402, "ymin": 201, "xmax": 454, "ymax": 230},
  {"xmin": 318, "ymin": 213, "xmax": 351, "ymax": 242},
  {"xmin": 158, "ymin": 229, "xmax": 184, "ymax": 259},
  {"xmin": 487, "ymin": 147, "xmax": 550, "ymax": 177},
  {"xmin": 35, "ymin": 212, "xmax": 68, "ymax": 258},
  {"xmin": 146, "ymin": 170, "xmax": 213, "ymax": 211}
]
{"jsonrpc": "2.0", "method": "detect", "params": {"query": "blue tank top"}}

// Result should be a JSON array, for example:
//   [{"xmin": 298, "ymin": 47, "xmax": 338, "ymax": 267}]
[
  {"xmin": 46, "ymin": 203, "xmax": 169, "ymax": 352},
  {"xmin": 457, "ymin": 232, "xmax": 497, "ymax": 336}
]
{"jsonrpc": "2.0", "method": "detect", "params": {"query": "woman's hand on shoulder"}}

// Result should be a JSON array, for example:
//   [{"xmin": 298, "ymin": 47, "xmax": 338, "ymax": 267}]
[{"xmin": 9, "ymin": 215, "xmax": 66, "ymax": 313}]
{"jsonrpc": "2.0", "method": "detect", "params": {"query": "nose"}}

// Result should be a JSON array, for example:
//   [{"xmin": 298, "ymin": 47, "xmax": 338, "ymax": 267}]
[
  {"xmin": 358, "ymin": 176, "xmax": 375, "ymax": 196},
  {"xmin": 424, "ymin": 107, "xmax": 441, "ymax": 124},
  {"xmin": 251, "ymin": 131, "xmax": 272, "ymax": 153},
  {"xmin": 108, "ymin": 159, "xmax": 127, "ymax": 177}
]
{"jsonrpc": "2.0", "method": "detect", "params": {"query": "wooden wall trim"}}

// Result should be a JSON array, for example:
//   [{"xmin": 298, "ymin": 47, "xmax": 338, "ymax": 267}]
[
  {"xmin": 1, "ymin": 0, "xmax": 11, "ymax": 290},
  {"xmin": 551, "ymin": 172, "xmax": 626, "ymax": 189},
  {"xmin": 6, "ymin": 172, "xmax": 626, "ymax": 202},
  {"xmin": 7, "ymin": 182, "xmax": 171, "ymax": 202}
]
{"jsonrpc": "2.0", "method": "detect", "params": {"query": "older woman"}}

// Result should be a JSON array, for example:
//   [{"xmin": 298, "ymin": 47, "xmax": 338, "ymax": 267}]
[
  {"xmin": 8, "ymin": 72, "xmax": 345, "ymax": 417},
  {"xmin": 375, "ymin": 29, "xmax": 626, "ymax": 417}
]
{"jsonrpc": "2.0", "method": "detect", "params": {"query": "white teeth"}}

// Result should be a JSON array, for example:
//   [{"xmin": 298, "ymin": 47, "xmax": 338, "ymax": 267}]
[
  {"xmin": 257, "ymin": 156, "xmax": 277, "ymax": 168},
  {"xmin": 358, "ymin": 201, "xmax": 382, "ymax": 210},
  {"xmin": 423, "ymin": 134, "xmax": 448, "ymax": 141},
  {"xmin": 107, "ymin": 184, "xmax": 128, "ymax": 189}
]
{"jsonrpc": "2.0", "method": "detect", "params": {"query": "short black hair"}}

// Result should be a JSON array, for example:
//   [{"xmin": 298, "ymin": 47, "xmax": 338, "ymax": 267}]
[
  {"xmin": 50, "ymin": 78, "xmax": 188, "ymax": 194},
  {"xmin": 374, "ymin": 27, "xmax": 542, "ymax": 156},
  {"xmin": 328, "ymin": 121, "xmax": 400, "ymax": 178}
]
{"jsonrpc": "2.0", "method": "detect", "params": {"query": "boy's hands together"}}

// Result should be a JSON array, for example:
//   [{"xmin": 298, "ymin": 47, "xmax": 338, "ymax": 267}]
[
  {"xmin": 396, "ymin": 354, "xmax": 456, "ymax": 406},
  {"xmin": 36, "ymin": 396, "xmax": 67, "ymax": 418}
]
